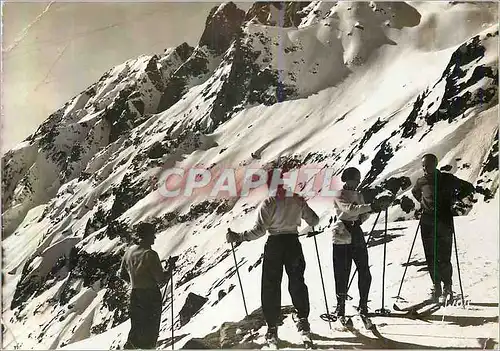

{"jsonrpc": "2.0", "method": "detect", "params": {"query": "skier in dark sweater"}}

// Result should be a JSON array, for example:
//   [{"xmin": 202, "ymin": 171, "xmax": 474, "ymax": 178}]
[
  {"xmin": 120, "ymin": 222, "xmax": 175, "ymax": 349},
  {"xmin": 331, "ymin": 167, "xmax": 391, "ymax": 317},
  {"xmin": 412, "ymin": 154, "xmax": 475, "ymax": 302},
  {"xmin": 226, "ymin": 170, "xmax": 319, "ymax": 345}
]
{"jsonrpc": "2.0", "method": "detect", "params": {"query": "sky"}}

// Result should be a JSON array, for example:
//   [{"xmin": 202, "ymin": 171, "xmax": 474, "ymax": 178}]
[{"xmin": 1, "ymin": 2, "xmax": 250, "ymax": 153}]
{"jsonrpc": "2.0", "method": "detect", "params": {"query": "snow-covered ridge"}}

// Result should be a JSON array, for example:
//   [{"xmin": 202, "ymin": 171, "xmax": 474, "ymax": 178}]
[{"xmin": 2, "ymin": 2, "xmax": 498, "ymax": 349}]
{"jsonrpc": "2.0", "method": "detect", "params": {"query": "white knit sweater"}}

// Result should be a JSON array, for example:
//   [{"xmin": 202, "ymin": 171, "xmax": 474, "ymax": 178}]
[
  {"xmin": 241, "ymin": 194, "xmax": 319, "ymax": 241},
  {"xmin": 331, "ymin": 189, "xmax": 373, "ymax": 244}
]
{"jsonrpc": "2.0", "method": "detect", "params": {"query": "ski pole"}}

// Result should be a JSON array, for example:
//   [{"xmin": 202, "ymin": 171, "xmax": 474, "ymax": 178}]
[
  {"xmin": 230, "ymin": 242, "xmax": 249, "ymax": 317},
  {"xmin": 312, "ymin": 227, "xmax": 332, "ymax": 329},
  {"xmin": 171, "ymin": 266, "xmax": 174, "ymax": 350},
  {"xmin": 452, "ymin": 222, "xmax": 466, "ymax": 309},
  {"xmin": 394, "ymin": 221, "xmax": 420, "ymax": 302},
  {"xmin": 375, "ymin": 208, "xmax": 390, "ymax": 315},
  {"xmin": 346, "ymin": 211, "xmax": 381, "ymax": 294}
]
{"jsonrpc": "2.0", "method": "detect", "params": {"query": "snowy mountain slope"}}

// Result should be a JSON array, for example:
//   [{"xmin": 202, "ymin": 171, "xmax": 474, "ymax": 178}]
[
  {"xmin": 1, "ymin": 44, "xmax": 193, "ymax": 239},
  {"xmin": 1, "ymin": 1, "xmax": 498, "ymax": 349}
]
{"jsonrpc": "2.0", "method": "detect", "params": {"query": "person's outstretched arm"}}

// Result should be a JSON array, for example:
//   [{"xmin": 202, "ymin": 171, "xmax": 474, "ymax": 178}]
[
  {"xmin": 242, "ymin": 198, "xmax": 276, "ymax": 241},
  {"xmin": 334, "ymin": 193, "xmax": 373, "ymax": 218}
]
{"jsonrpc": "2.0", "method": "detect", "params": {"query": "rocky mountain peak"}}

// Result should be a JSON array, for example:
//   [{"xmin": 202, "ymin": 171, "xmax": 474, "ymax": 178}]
[
  {"xmin": 199, "ymin": 2, "xmax": 246, "ymax": 54},
  {"xmin": 174, "ymin": 42, "xmax": 195, "ymax": 62}
]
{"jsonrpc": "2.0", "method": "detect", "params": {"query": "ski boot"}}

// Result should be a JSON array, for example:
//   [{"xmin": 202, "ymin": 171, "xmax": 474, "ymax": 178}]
[
  {"xmin": 334, "ymin": 304, "xmax": 345, "ymax": 317},
  {"xmin": 264, "ymin": 326, "xmax": 278, "ymax": 349},
  {"xmin": 335, "ymin": 304, "xmax": 352, "ymax": 328},
  {"xmin": 430, "ymin": 283, "xmax": 442, "ymax": 302},
  {"xmin": 296, "ymin": 318, "xmax": 313, "ymax": 348},
  {"xmin": 440, "ymin": 285, "xmax": 453, "ymax": 306},
  {"xmin": 358, "ymin": 305, "xmax": 374, "ymax": 330}
]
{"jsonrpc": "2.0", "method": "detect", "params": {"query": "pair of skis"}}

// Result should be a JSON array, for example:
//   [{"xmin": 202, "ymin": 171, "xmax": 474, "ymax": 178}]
[
  {"xmin": 393, "ymin": 293, "xmax": 458, "ymax": 317},
  {"xmin": 321, "ymin": 295, "xmax": 459, "ymax": 331}
]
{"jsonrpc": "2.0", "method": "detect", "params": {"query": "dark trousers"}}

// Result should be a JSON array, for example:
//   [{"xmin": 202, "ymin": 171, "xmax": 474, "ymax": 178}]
[
  {"xmin": 261, "ymin": 234, "xmax": 310, "ymax": 327},
  {"xmin": 333, "ymin": 223, "xmax": 372, "ymax": 307},
  {"xmin": 420, "ymin": 214, "xmax": 453, "ymax": 287},
  {"xmin": 124, "ymin": 288, "xmax": 162, "ymax": 349}
]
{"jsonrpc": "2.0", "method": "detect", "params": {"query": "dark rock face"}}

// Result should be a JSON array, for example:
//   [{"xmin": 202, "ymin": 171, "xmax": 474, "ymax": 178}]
[
  {"xmin": 401, "ymin": 32, "xmax": 498, "ymax": 140},
  {"xmin": 475, "ymin": 130, "xmax": 499, "ymax": 201},
  {"xmin": 91, "ymin": 276, "xmax": 130, "ymax": 334},
  {"xmin": 244, "ymin": 2, "xmax": 310, "ymax": 27},
  {"xmin": 10, "ymin": 258, "xmax": 40, "ymax": 310},
  {"xmin": 83, "ymin": 173, "xmax": 150, "ymax": 240},
  {"xmin": 157, "ymin": 49, "xmax": 212, "ymax": 112},
  {"xmin": 380, "ymin": 176, "xmax": 412, "ymax": 194},
  {"xmin": 145, "ymin": 55, "xmax": 164, "ymax": 92},
  {"xmin": 345, "ymin": 118, "xmax": 389, "ymax": 164},
  {"xmin": 181, "ymin": 338, "xmax": 210, "ymax": 349},
  {"xmin": 174, "ymin": 42, "xmax": 195, "ymax": 61},
  {"xmin": 103, "ymin": 86, "xmax": 141, "ymax": 144},
  {"xmin": 479, "ymin": 130, "xmax": 499, "ymax": 175},
  {"xmin": 426, "ymin": 36, "xmax": 498, "ymax": 126},
  {"xmin": 179, "ymin": 292, "xmax": 209, "ymax": 327},
  {"xmin": 201, "ymin": 28, "xmax": 299, "ymax": 132},
  {"xmin": 147, "ymin": 141, "xmax": 168, "ymax": 159},
  {"xmin": 199, "ymin": 3, "xmax": 246, "ymax": 55},
  {"xmin": 361, "ymin": 141, "xmax": 395, "ymax": 189},
  {"xmin": 401, "ymin": 91, "xmax": 427, "ymax": 139}
]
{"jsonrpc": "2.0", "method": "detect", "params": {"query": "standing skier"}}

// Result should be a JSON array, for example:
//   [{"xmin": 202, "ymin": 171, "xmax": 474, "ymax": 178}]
[
  {"xmin": 226, "ymin": 169, "xmax": 319, "ymax": 346},
  {"xmin": 120, "ymin": 222, "xmax": 175, "ymax": 349},
  {"xmin": 331, "ymin": 167, "xmax": 391, "ymax": 318},
  {"xmin": 412, "ymin": 154, "xmax": 474, "ymax": 303}
]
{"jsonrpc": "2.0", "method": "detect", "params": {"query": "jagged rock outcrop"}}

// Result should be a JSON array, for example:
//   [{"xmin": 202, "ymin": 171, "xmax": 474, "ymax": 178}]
[
  {"xmin": 199, "ymin": 2, "xmax": 246, "ymax": 54},
  {"xmin": 157, "ymin": 3, "xmax": 246, "ymax": 113},
  {"xmin": 245, "ymin": 2, "xmax": 311, "ymax": 27},
  {"xmin": 179, "ymin": 293, "xmax": 209, "ymax": 327}
]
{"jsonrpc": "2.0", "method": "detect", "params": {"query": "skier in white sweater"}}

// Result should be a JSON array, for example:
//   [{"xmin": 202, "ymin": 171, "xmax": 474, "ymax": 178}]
[
  {"xmin": 226, "ymin": 169, "xmax": 319, "ymax": 344},
  {"xmin": 332, "ymin": 167, "xmax": 391, "ymax": 317}
]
